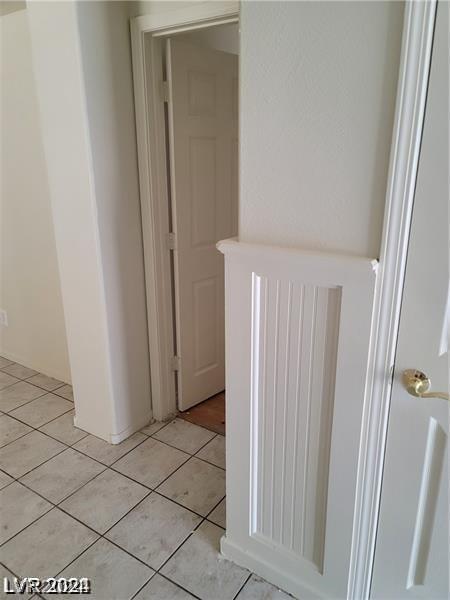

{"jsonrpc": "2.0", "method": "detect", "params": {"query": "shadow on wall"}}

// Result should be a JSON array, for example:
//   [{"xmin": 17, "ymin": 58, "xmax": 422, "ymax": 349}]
[{"xmin": 76, "ymin": 1, "xmax": 151, "ymax": 426}]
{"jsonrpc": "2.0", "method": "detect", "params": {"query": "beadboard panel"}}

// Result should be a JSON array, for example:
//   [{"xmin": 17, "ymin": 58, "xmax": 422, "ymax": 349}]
[
  {"xmin": 251, "ymin": 275, "xmax": 341, "ymax": 573},
  {"xmin": 218, "ymin": 240, "xmax": 377, "ymax": 599}
]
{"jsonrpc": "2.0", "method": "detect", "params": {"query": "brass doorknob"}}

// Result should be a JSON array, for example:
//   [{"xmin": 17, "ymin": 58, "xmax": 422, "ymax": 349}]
[{"xmin": 402, "ymin": 369, "xmax": 449, "ymax": 401}]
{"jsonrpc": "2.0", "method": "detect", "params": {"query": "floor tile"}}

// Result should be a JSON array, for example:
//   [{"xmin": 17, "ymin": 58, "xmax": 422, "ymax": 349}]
[
  {"xmin": 196, "ymin": 434, "xmax": 225, "ymax": 469},
  {"xmin": 0, "ymin": 381, "xmax": 46, "ymax": 412},
  {"xmin": 0, "ymin": 508, "xmax": 98, "ymax": 579},
  {"xmin": 20, "ymin": 448, "xmax": 105, "ymax": 503},
  {"xmin": 134, "ymin": 574, "xmax": 196, "ymax": 600},
  {"xmin": 26, "ymin": 373, "xmax": 64, "ymax": 391},
  {"xmin": 158, "ymin": 457, "xmax": 225, "ymax": 516},
  {"xmin": 10, "ymin": 393, "xmax": 73, "ymax": 428},
  {"xmin": 53, "ymin": 538, "xmax": 154, "ymax": 600},
  {"xmin": 0, "ymin": 413, "xmax": 32, "ymax": 447},
  {"xmin": 0, "ymin": 481, "xmax": 52, "ymax": 544},
  {"xmin": 161, "ymin": 520, "xmax": 248, "ymax": 600},
  {"xmin": 106, "ymin": 493, "xmax": 201, "ymax": 570},
  {"xmin": 208, "ymin": 498, "xmax": 226, "ymax": 528},
  {"xmin": 141, "ymin": 420, "xmax": 168, "ymax": 436},
  {"xmin": 236, "ymin": 574, "xmax": 294, "ymax": 600},
  {"xmin": 0, "ymin": 470, "xmax": 13, "ymax": 489},
  {"xmin": 153, "ymin": 418, "xmax": 215, "ymax": 454},
  {"xmin": 0, "ymin": 356, "xmax": 14, "ymax": 369},
  {"xmin": 60, "ymin": 469, "xmax": 149, "ymax": 533},
  {"xmin": 39, "ymin": 410, "xmax": 87, "ymax": 446},
  {"xmin": 0, "ymin": 371, "xmax": 19, "ymax": 391},
  {"xmin": 1, "ymin": 362, "xmax": 38, "ymax": 380},
  {"xmin": 73, "ymin": 432, "xmax": 146, "ymax": 466},
  {"xmin": 114, "ymin": 437, "xmax": 189, "ymax": 488},
  {"xmin": 0, "ymin": 431, "xmax": 65, "ymax": 478},
  {"xmin": 53, "ymin": 384, "xmax": 73, "ymax": 401}
]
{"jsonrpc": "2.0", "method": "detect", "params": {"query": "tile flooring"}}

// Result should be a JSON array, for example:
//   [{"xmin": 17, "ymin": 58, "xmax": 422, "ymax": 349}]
[{"xmin": 0, "ymin": 359, "xmax": 294, "ymax": 599}]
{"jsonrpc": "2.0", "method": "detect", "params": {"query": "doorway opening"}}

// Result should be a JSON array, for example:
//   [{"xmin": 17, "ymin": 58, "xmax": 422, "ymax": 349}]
[
  {"xmin": 165, "ymin": 23, "xmax": 238, "ymax": 433},
  {"xmin": 131, "ymin": 5, "xmax": 240, "ymax": 428}
]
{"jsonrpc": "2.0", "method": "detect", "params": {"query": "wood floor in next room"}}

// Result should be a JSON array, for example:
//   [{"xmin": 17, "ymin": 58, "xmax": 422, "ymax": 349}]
[
  {"xmin": 0, "ymin": 357, "xmax": 295, "ymax": 599},
  {"xmin": 178, "ymin": 391, "xmax": 225, "ymax": 436}
]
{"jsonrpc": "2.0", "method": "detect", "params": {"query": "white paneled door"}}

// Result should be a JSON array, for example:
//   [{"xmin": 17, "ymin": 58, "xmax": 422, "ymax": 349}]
[
  {"xmin": 371, "ymin": 3, "xmax": 449, "ymax": 598},
  {"xmin": 166, "ymin": 38, "xmax": 238, "ymax": 411}
]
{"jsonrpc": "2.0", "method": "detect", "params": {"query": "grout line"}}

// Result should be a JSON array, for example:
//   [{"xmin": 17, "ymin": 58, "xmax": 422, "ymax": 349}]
[
  {"xmin": 145, "ymin": 427, "xmax": 225, "ymax": 471},
  {"xmin": 0, "ymin": 500, "xmax": 54, "ymax": 548},
  {"xmin": 0, "ymin": 389, "xmax": 49, "ymax": 415},
  {"xmin": 37, "ymin": 408, "xmax": 79, "ymax": 431},
  {"xmin": 153, "ymin": 515, "xmax": 208, "ymax": 573},
  {"xmin": 155, "ymin": 572, "xmax": 203, "ymax": 600},
  {"xmin": 232, "ymin": 573, "xmax": 253, "ymax": 600},
  {"xmin": 153, "ymin": 488, "xmax": 218, "ymax": 521},
  {"xmin": 6, "ymin": 445, "xmax": 70, "ymax": 481},
  {"xmin": 204, "ymin": 494, "xmax": 226, "ymax": 520},
  {"xmin": 22, "ymin": 375, "xmax": 66, "ymax": 393},
  {"xmin": 109, "ymin": 451, "xmax": 190, "ymax": 494},
  {"xmin": 0, "ymin": 380, "xmax": 21, "ymax": 392},
  {"xmin": 7, "ymin": 405, "xmax": 75, "ymax": 433},
  {"xmin": 0, "ymin": 427, "xmax": 32, "ymax": 451},
  {"xmin": 140, "ymin": 417, "xmax": 176, "ymax": 437},
  {"xmin": 0, "ymin": 368, "xmax": 35, "ymax": 381},
  {"xmin": 0, "ymin": 362, "xmax": 74, "ymax": 401}
]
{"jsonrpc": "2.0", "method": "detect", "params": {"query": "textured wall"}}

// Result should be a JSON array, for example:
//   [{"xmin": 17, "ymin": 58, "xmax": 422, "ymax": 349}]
[
  {"xmin": 239, "ymin": 1, "xmax": 404, "ymax": 258},
  {"xmin": 76, "ymin": 0, "xmax": 152, "ymax": 437}
]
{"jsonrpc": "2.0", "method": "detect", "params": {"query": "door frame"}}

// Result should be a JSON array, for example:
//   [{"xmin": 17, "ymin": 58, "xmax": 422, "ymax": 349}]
[
  {"xmin": 348, "ymin": 2, "xmax": 437, "ymax": 598},
  {"xmin": 130, "ymin": 2, "xmax": 239, "ymax": 421},
  {"xmin": 130, "ymin": 1, "xmax": 437, "ymax": 596}
]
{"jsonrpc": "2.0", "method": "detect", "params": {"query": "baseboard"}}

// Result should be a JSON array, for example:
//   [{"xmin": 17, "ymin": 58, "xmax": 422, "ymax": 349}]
[
  {"xmin": 0, "ymin": 348, "xmax": 71, "ymax": 384},
  {"xmin": 73, "ymin": 411, "xmax": 152, "ymax": 445},
  {"xmin": 109, "ymin": 412, "xmax": 153, "ymax": 444},
  {"xmin": 221, "ymin": 535, "xmax": 323, "ymax": 600}
]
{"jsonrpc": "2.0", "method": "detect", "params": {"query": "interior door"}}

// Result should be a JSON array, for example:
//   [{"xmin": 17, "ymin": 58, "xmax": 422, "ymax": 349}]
[
  {"xmin": 371, "ymin": 4, "xmax": 449, "ymax": 598},
  {"xmin": 166, "ymin": 38, "xmax": 238, "ymax": 411}
]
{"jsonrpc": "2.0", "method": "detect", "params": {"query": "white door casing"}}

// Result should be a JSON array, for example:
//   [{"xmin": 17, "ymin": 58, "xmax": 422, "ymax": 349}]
[
  {"xmin": 219, "ymin": 240, "xmax": 377, "ymax": 599},
  {"xmin": 166, "ymin": 38, "xmax": 238, "ymax": 411},
  {"xmin": 371, "ymin": 2, "xmax": 449, "ymax": 597}
]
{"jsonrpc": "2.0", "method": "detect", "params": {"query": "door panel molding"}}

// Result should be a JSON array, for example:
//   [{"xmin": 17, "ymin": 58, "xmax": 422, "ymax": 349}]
[{"xmin": 406, "ymin": 418, "xmax": 446, "ymax": 590}]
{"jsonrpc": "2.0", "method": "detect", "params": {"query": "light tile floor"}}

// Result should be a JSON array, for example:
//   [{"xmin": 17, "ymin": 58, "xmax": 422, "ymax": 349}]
[{"xmin": 0, "ymin": 359, "xmax": 295, "ymax": 600}]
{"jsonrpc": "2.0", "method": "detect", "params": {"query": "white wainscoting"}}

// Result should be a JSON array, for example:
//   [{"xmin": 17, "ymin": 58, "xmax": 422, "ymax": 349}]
[{"xmin": 218, "ymin": 240, "xmax": 377, "ymax": 599}]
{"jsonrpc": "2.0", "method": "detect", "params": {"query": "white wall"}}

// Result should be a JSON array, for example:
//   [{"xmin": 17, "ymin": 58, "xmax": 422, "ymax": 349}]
[
  {"xmin": 27, "ymin": 1, "xmax": 151, "ymax": 442},
  {"xmin": 75, "ymin": 0, "xmax": 151, "ymax": 438},
  {"xmin": 0, "ymin": 9, "xmax": 71, "ymax": 382},
  {"xmin": 239, "ymin": 1, "xmax": 404, "ymax": 259}
]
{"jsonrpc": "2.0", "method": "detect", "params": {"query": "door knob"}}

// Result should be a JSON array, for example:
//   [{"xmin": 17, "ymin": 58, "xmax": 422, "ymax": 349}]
[{"xmin": 402, "ymin": 369, "xmax": 449, "ymax": 401}]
